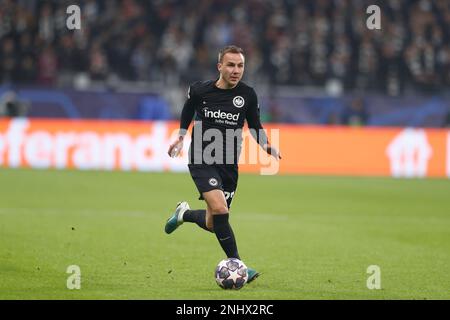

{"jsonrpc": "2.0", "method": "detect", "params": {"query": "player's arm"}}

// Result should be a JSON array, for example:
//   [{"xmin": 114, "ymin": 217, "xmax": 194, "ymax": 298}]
[
  {"xmin": 246, "ymin": 90, "xmax": 281, "ymax": 160},
  {"xmin": 168, "ymin": 85, "xmax": 196, "ymax": 157}
]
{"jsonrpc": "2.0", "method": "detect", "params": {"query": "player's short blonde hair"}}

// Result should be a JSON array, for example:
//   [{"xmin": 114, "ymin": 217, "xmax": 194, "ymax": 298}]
[{"xmin": 218, "ymin": 45, "xmax": 245, "ymax": 63}]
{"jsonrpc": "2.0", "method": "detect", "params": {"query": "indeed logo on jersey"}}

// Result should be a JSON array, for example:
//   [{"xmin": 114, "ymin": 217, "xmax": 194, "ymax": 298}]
[{"xmin": 203, "ymin": 107, "xmax": 239, "ymax": 124}]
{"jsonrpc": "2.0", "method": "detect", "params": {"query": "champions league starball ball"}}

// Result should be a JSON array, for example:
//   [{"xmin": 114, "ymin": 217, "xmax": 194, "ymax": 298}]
[{"xmin": 215, "ymin": 258, "xmax": 248, "ymax": 290}]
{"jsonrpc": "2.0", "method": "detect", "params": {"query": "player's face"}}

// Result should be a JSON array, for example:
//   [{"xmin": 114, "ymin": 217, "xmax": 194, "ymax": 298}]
[{"xmin": 218, "ymin": 53, "xmax": 245, "ymax": 88}]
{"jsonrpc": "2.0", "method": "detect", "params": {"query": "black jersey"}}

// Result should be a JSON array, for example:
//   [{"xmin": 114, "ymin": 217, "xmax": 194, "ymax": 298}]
[{"xmin": 180, "ymin": 80, "xmax": 268, "ymax": 165}]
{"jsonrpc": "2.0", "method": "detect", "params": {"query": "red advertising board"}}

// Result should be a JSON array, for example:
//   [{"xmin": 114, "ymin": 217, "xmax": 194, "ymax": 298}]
[{"xmin": 0, "ymin": 118, "xmax": 448, "ymax": 178}]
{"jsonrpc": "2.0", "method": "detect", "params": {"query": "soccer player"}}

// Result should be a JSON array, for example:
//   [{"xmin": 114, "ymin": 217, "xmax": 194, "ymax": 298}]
[{"xmin": 165, "ymin": 45, "xmax": 281, "ymax": 283}]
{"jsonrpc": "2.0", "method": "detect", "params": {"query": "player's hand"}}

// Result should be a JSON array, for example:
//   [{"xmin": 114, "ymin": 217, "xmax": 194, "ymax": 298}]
[
  {"xmin": 264, "ymin": 144, "xmax": 282, "ymax": 160},
  {"xmin": 168, "ymin": 136, "xmax": 184, "ymax": 158}
]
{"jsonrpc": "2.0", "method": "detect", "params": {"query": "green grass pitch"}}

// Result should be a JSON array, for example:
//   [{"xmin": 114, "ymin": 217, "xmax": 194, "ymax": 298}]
[{"xmin": 0, "ymin": 168, "xmax": 449, "ymax": 299}]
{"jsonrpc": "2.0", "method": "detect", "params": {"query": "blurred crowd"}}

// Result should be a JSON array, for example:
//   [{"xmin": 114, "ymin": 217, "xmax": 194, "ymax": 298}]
[{"xmin": 0, "ymin": 0, "xmax": 449, "ymax": 95}]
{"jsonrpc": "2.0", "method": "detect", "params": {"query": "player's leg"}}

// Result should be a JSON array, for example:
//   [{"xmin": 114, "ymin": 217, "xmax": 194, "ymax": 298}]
[
  {"xmin": 202, "ymin": 189, "xmax": 240, "ymax": 260},
  {"xmin": 218, "ymin": 165, "xmax": 260, "ymax": 283},
  {"xmin": 183, "ymin": 205, "xmax": 213, "ymax": 232},
  {"xmin": 206, "ymin": 203, "xmax": 213, "ymax": 231},
  {"xmin": 164, "ymin": 203, "xmax": 213, "ymax": 234},
  {"xmin": 165, "ymin": 164, "xmax": 217, "ymax": 234}
]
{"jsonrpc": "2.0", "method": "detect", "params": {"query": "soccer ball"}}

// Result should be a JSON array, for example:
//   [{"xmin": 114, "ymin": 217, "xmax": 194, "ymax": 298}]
[{"xmin": 215, "ymin": 258, "xmax": 248, "ymax": 290}]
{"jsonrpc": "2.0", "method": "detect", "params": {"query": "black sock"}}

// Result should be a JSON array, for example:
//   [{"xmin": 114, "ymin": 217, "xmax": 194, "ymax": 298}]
[
  {"xmin": 213, "ymin": 214, "xmax": 240, "ymax": 259},
  {"xmin": 183, "ymin": 209, "xmax": 212, "ymax": 232}
]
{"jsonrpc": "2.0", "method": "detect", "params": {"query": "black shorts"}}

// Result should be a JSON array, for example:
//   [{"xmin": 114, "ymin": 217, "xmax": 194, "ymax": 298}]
[{"xmin": 188, "ymin": 164, "xmax": 238, "ymax": 208}]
